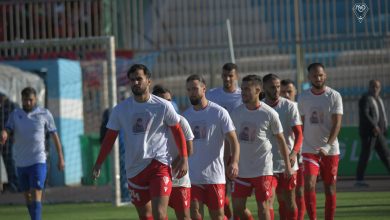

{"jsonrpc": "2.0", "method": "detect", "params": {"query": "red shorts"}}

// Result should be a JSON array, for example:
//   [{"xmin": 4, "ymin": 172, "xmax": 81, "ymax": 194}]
[
  {"xmin": 272, "ymin": 173, "xmax": 297, "ymax": 194},
  {"xmin": 191, "ymin": 184, "xmax": 225, "ymax": 210},
  {"xmin": 231, "ymin": 176, "xmax": 273, "ymax": 202},
  {"xmin": 169, "ymin": 187, "xmax": 191, "ymax": 211},
  {"xmin": 296, "ymin": 163, "xmax": 304, "ymax": 188},
  {"xmin": 127, "ymin": 159, "xmax": 172, "ymax": 207},
  {"xmin": 302, "ymin": 153, "xmax": 339, "ymax": 184}
]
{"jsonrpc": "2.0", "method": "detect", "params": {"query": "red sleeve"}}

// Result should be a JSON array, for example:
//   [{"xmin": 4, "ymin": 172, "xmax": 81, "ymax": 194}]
[
  {"xmin": 292, "ymin": 125, "xmax": 303, "ymax": 153},
  {"xmin": 95, "ymin": 129, "xmax": 119, "ymax": 165},
  {"xmin": 169, "ymin": 123, "xmax": 188, "ymax": 157}
]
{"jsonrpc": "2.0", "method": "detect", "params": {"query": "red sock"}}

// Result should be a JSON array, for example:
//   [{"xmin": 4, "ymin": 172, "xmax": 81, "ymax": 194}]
[
  {"xmin": 296, "ymin": 195, "xmax": 306, "ymax": 220},
  {"xmin": 325, "ymin": 193, "xmax": 336, "ymax": 220},
  {"xmin": 287, "ymin": 208, "xmax": 298, "ymax": 220},
  {"xmin": 304, "ymin": 191, "xmax": 317, "ymax": 220},
  {"xmin": 278, "ymin": 200, "xmax": 287, "ymax": 220},
  {"xmin": 233, "ymin": 216, "xmax": 240, "ymax": 220},
  {"xmin": 140, "ymin": 216, "xmax": 153, "ymax": 220},
  {"xmin": 269, "ymin": 208, "xmax": 274, "ymax": 220},
  {"xmin": 224, "ymin": 196, "xmax": 232, "ymax": 219}
]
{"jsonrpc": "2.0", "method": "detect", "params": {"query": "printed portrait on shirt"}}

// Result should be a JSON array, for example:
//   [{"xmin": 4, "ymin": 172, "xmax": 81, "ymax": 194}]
[
  {"xmin": 191, "ymin": 121, "xmax": 207, "ymax": 140},
  {"xmin": 309, "ymin": 107, "xmax": 324, "ymax": 124},
  {"xmin": 132, "ymin": 113, "xmax": 150, "ymax": 134},
  {"xmin": 238, "ymin": 122, "xmax": 256, "ymax": 142}
]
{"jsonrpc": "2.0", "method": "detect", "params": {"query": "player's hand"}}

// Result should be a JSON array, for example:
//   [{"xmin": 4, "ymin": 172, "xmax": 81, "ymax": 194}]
[
  {"xmin": 173, "ymin": 157, "xmax": 188, "ymax": 179},
  {"xmin": 284, "ymin": 167, "xmax": 294, "ymax": 179},
  {"xmin": 57, "ymin": 157, "xmax": 65, "ymax": 171},
  {"xmin": 289, "ymin": 151, "xmax": 297, "ymax": 167},
  {"xmin": 0, "ymin": 130, "xmax": 8, "ymax": 145},
  {"xmin": 318, "ymin": 148, "xmax": 328, "ymax": 157},
  {"xmin": 227, "ymin": 161, "xmax": 239, "ymax": 180},
  {"xmin": 92, "ymin": 164, "xmax": 101, "ymax": 180}
]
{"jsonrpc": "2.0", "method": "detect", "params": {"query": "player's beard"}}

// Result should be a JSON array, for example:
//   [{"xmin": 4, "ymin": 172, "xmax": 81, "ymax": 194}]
[
  {"xmin": 131, "ymin": 86, "xmax": 146, "ymax": 96},
  {"xmin": 311, "ymin": 81, "xmax": 325, "ymax": 90},
  {"xmin": 189, "ymin": 97, "xmax": 201, "ymax": 106}
]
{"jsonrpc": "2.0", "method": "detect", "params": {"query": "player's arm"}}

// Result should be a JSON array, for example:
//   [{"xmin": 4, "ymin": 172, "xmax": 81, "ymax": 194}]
[
  {"xmin": 319, "ymin": 114, "xmax": 342, "ymax": 156},
  {"xmin": 169, "ymin": 123, "xmax": 188, "ymax": 179},
  {"xmin": 289, "ymin": 125, "xmax": 303, "ymax": 166},
  {"xmin": 50, "ymin": 132, "xmax": 65, "ymax": 171},
  {"xmin": 275, "ymin": 133, "xmax": 293, "ymax": 176},
  {"xmin": 92, "ymin": 129, "xmax": 119, "ymax": 179},
  {"xmin": 225, "ymin": 130, "xmax": 240, "ymax": 179}
]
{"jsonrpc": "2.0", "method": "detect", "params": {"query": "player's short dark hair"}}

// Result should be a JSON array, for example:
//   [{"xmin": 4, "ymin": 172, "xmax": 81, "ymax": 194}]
[
  {"xmin": 281, "ymin": 79, "xmax": 296, "ymax": 87},
  {"xmin": 242, "ymin": 74, "xmax": 262, "ymax": 87},
  {"xmin": 307, "ymin": 62, "xmax": 325, "ymax": 72},
  {"xmin": 127, "ymin": 64, "xmax": 151, "ymax": 79},
  {"xmin": 152, "ymin": 84, "xmax": 171, "ymax": 96},
  {"xmin": 262, "ymin": 73, "xmax": 280, "ymax": 84},
  {"xmin": 21, "ymin": 87, "xmax": 37, "ymax": 97},
  {"xmin": 222, "ymin": 63, "xmax": 238, "ymax": 72},
  {"xmin": 186, "ymin": 74, "xmax": 206, "ymax": 86}
]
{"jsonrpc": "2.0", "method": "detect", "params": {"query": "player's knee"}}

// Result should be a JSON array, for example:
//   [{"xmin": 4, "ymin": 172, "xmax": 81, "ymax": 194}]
[{"xmin": 324, "ymin": 184, "xmax": 336, "ymax": 195}]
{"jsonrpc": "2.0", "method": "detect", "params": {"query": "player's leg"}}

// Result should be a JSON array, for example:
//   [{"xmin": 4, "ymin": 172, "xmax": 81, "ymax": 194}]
[
  {"xmin": 205, "ymin": 184, "xmax": 225, "ymax": 220},
  {"xmin": 191, "ymin": 185, "xmax": 205, "ymax": 220},
  {"xmin": 25, "ymin": 163, "xmax": 46, "ymax": 220},
  {"xmin": 269, "ymin": 176, "xmax": 278, "ymax": 220},
  {"xmin": 253, "ymin": 176, "xmax": 273, "ymax": 220},
  {"xmin": 302, "ymin": 153, "xmax": 320, "ymax": 220},
  {"xmin": 232, "ymin": 178, "xmax": 254, "ymax": 220},
  {"xmin": 169, "ymin": 187, "xmax": 191, "ymax": 220},
  {"xmin": 282, "ymin": 173, "xmax": 298, "ymax": 220},
  {"xmin": 149, "ymin": 160, "xmax": 173, "ymax": 219},
  {"xmin": 18, "ymin": 165, "xmax": 33, "ymax": 218},
  {"xmin": 321, "ymin": 155, "xmax": 339, "ymax": 220},
  {"xmin": 135, "ymin": 202, "xmax": 153, "ymax": 220},
  {"xmin": 295, "ymin": 163, "xmax": 306, "ymax": 220}
]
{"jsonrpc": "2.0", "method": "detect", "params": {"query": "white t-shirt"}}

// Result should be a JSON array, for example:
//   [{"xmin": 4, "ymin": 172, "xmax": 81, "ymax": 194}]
[
  {"xmin": 266, "ymin": 97, "xmax": 302, "ymax": 173},
  {"xmin": 183, "ymin": 101, "xmax": 235, "ymax": 184},
  {"xmin": 167, "ymin": 115, "xmax": 194, "ymax": 188},
  {"xmin": 298, "ymin": 87, "xmax": 343, "ymax": 155},
  {"xmin": 206, "ymin": 87, "xmax": 242, "ymax": 113},
  {"xmin": 230, "ymin": 102, "xmax": 283, "ymax": 178},
  {"xmin": 107, "ymin": 95, "xmax": 180, "ymax": 178},
  {"xmin": 6, "ymin": 107, "xmax": 57, "ymax": 167}
]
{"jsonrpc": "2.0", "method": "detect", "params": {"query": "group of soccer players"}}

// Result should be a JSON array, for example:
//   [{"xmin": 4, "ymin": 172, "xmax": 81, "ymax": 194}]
[{"xmin": 92, "ymin": 61, "xmax": 343, "ymax": 220}]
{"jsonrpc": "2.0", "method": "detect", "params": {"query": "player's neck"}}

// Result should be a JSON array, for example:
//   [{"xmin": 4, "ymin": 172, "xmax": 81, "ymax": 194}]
[
  {"xmin": 264, "ymin": 97, "xmax": 279, "ymax": 107},
  {"xmin": 311, "ymin": 86, "xmax": 326, "ymax": 95},
  {"xmin": 193, "ymin": 98, "xmax": 208, "ymax": 111},
  {"xmin": 245, "ymin": 100, "xmax": 261, "ymax": 110},
  {"xmin": 223, "ymin": 86, "xmax": 236, "ymax": 93},
  {"xmin": 134, "ymin": 93, "xmax": 150, "ymax": 103}
]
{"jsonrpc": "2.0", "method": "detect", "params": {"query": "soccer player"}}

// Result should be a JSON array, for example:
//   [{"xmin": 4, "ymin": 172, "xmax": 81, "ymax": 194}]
[
  {"xmin": 0, "ymin": 87, "xmax": 65, "ymax": 220},
  {"xmin": 298, "ymin": 63, "xmax": 343, "ymax": 220},
  {"xmin": 183, "ymin": 74, "xmax": 240, "ymax": 220},
  {"xmin": 281, "ymin": 79, "xmax": 306, "ymax": 220},
  {"xmin": 263, "ymin": 74, "xmax": 303, "ymax": 220},
  {"xmin": 230, "ymin": 75, "xmax": 293, "ymax": 220},
  {"xmin": 152, "ymin": 85, "xmax": 194, "ymax": 220},
  {"xmin": 206, "ymin": 63, "xmax": 242, "ymax": 112},
  {"xmin": 92, "ymin": 64, "xmax": 188, "ymax": 220},
  {"xmin": 206, "ymin": 63, "xmax": 252, "ymax": 219}
]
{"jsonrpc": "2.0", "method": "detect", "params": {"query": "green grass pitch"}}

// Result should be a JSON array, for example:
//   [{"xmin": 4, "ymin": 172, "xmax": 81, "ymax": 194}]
[{"xmin": 1, "ymin": 191, "xmax": 389, "ymax": 219}]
